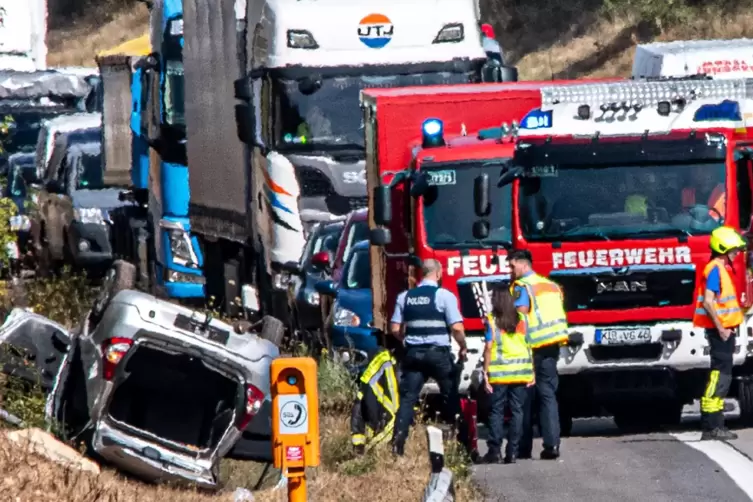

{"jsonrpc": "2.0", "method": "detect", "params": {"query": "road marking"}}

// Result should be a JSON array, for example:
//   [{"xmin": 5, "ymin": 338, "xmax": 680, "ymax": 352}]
[{"xmin": 672, "ymin": 432, "xmax": 753, "ymax": 500}]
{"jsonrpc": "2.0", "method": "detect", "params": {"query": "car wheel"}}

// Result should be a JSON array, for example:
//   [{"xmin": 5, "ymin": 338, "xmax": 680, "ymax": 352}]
[
  {"xmin": 260, "ymin": 315, "xmax": 284, "ymax": 347},
  {"xmin": 90, "ymin": 260, "xmax": 136, "ymax": 325}
]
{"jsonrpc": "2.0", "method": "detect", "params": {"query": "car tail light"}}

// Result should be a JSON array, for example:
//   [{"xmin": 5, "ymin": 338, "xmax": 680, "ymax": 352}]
[
  {"xmin": 238, "ymin": 383, "xmax": 266, "ymax": 430},
  {"xmin": 102, "ymin": 338, "xmax": 133, "ymax": 381}
]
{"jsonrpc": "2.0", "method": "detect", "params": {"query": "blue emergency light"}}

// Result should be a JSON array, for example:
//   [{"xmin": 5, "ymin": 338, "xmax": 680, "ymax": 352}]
[
  {"xmin": 693, "ymin": 100, "xmax": 742, "ymax": 122},
  {"xmin": 422, "ymin": 118, "xmax": 445, "ymax": 147}
]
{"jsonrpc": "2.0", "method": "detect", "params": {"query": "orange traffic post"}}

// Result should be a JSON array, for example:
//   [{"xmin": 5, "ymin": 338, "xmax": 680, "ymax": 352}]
[{"xmin": 271, "ymin": 357, "xmax": 320, "ymax": 502}]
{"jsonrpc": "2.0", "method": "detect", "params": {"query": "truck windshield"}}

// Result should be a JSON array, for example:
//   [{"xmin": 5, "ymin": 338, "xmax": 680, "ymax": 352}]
[
  {"xmin": 275, "ymin": 70, "xmax": 479, "ymax": 151},
  {"xmin": 422, "ymin": 162, "xmax": 513, "ymax": 249},
  {"xmin": 164, "ymin": 59, "xmax": 185, "ymax": 126},
  {"xmin": 74, "ymin": 152, "xmax": 104, "ymax": 190},
  {"xmin": 518, "ymin": 162, "xmax": 727, "ymax": 241}
]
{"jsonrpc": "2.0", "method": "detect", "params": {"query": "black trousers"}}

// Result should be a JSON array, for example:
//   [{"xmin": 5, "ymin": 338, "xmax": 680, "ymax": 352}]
[
  {"xmin": 700, "ymin": 328, "xmax": 735, "ymax": 431},
  {"xmin": 392, "ymin": 345, "xmax": 459, "ymax": 446}
]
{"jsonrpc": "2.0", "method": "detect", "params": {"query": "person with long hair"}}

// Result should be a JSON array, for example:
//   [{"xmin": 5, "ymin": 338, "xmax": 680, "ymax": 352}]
[{"xmin": 481, "ymin": 283, "xmax": 534, "ymax": 464}]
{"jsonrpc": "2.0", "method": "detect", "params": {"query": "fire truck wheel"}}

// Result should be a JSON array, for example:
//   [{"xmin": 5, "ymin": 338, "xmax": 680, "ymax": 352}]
[
  {"xmin": 738, "ymin": 377, "xmax": 753, "ymax": 426},
  {"xmin": 560, "ymin": 411, "xmax": 573, "ymax": 437}
]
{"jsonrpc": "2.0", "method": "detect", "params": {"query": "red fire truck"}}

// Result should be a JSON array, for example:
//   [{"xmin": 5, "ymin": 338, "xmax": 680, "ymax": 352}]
[
  {"xmin": 360, "ymin": 79, "xmax": 613, "ymax": 399},
  {"xmin": 366, "ymin": 76, "xmax": 753, "ymax": 432}
]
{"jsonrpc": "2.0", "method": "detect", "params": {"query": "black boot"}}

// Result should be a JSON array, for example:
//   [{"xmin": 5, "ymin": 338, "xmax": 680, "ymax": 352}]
[
  {"xmin": 391, "ymin": 440, "xmax": 405, "ymax": 457},
  {"xmin": 503, "ymin": 453, "xmax": 517, "ymax": 464},
  {"xmin": 541, "ymin": 445, "xmax": 560, "ymax": 460},
  {"xmin": 481, "ymin": 450, "xmax": 502, "ymax": 464}
]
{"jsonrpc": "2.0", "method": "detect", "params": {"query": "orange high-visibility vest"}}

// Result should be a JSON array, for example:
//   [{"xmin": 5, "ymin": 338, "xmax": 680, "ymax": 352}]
[
  {"xmin": 682, "ymin": 185, "xmax": 725, "ymax": 219},
  {"xmin": 692, "ymin": 260, "xmax": 743, "ymax": 329}
]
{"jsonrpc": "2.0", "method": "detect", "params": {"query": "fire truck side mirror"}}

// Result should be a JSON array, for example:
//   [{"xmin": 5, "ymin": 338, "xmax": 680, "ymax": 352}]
[
  {"xmin": 474, "ymin": 174, "xmax": 490, "ymax": 217},
  {"xmin": 373, "ymin": 185, "xmax": 392, "ymax": 225},
  {"xmin": 370, "ymin": 227, "xmax": 391, "ymax": 247},
  {"xmin": 411, "ymin": 172, "xmax": 429, "ymax": 198}
]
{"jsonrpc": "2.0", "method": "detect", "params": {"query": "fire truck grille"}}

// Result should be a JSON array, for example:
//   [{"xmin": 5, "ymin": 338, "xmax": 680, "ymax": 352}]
[{"xmin": 551, "ymin": 265, "xmax": 696, "ymax": 311}]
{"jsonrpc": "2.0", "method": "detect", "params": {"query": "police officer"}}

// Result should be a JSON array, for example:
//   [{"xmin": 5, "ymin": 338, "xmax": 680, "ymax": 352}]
[
  {"xmin": 509, "ymin": 249, "xmax": 569, "ymax": 460},
  {"xmin": 694, "ymin": 226, "xmax": 745, "ymax": 440},
  {"xmin": 390, "ymin": 258, "xmax": 468, "ymax": 456}
]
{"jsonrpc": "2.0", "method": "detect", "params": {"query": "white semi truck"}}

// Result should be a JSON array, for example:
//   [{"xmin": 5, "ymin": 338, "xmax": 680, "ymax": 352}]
[
  {"xmin": 0, "ymin": 0, "xmax": 47, "ymax": 71},
  {"xmin": 182, "ymin": 0, "xmax": 516, "ymax": 317}
]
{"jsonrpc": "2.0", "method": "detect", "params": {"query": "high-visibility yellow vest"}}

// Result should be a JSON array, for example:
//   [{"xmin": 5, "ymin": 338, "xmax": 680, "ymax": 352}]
[
  {"xmin": 515, "ymin": 273, "xmax": 569, "ymax": 349},
  {"xmin": 693, "ymin": 261, "xmax": 743, "ymax": 329},
  {"xmin": 488, "ymin": 316, "xmax": 534, "ymax": 385}
]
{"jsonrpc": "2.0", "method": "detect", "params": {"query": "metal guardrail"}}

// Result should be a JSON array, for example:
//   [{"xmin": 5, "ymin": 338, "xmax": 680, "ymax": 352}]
[{"xmin": 422, "ymin": 425, "xmax": 455, "ymax": 502}]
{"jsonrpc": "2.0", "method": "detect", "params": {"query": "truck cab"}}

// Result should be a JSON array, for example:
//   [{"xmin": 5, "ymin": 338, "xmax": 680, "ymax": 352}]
[
  {"xmin": 230, "ymin": 0, "xmax": 517, "ymax": 319},
  {"xmin": 363, "ymin": 81, "xmax": 591, "ymax": 393},
  {"xmin": 134, "ymin": 0, "xmax": 205, "ymax": 300}
]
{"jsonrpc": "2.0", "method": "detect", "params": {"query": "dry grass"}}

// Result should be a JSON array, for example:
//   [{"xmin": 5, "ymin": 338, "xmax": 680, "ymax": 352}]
[
  {"xmin": 47, "ymin": 2, "xmax": 149, "ymax": 67},
  {"xmin": 0, "ymin": 413, "xmax": 477, "ymax": 501},
  {"xmin": 515, "ymin": 12, "xmax": 753, "ymax": 81}
]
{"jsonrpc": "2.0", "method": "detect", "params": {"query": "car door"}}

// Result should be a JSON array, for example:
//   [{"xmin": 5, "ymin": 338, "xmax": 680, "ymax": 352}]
[{"xmin": 46, "ymin": 148, "xmax": 71, "ymax": 260}]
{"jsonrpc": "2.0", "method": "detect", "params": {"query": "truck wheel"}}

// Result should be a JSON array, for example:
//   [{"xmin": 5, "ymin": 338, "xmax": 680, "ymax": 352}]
[
  {"xmin": 90, "ymin": 260, "xmax": 137, "ymax": 324},
  {"xmin": 260, "ymin": 315, "xmax": 284, "ymax": 347},
  {"xmin": 560, "ymin": 410, "xmax": 574, "ymax": 437},
  {"xmin": 738, "ymin": 377, "xmax": 753, "ymax": 426}
]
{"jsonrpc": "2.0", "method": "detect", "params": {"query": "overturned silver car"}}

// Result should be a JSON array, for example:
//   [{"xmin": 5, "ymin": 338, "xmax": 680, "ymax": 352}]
[{"xmin": 39, "ymin": 289, "xmax": 280, "ymax": 489}]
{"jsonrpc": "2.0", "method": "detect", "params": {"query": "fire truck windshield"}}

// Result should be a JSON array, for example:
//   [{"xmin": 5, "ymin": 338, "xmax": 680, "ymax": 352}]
[
  {"xmin": 274, "ymin": 69, "xmax": 478, "ymax": 151},
  {"xmin": 423, "ymin": 163, "xmax": 513, "ymax": 249},
  {"xmin": 518, "ymin": 161, "xmax": 726, "ymax": 241}
]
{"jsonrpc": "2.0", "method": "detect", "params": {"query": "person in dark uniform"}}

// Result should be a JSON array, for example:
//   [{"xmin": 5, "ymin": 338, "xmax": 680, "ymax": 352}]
[
  {"xmin": 693, "ymin": 226, "xmax": 745, "ymax": 440},
  {"xmin": 509, "ymin": 249, "xmax": 569, "ymax": 460},
  {"xmin": 389, "ymin": 258, "xmax": 468, "ymax": 456}
]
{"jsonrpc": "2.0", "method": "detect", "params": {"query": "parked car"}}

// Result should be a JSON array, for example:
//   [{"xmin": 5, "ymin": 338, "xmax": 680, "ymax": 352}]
[
  {"xmin": 330, "ymin": 208, "xmax": 369, "ymax": 284},
  {"xmin": 3, "ymin": 154, "xmax": 37, "ymax": 272},
  {"xmin": 33, "ymin": 135, "xmax": 133, "ymax": 275},
  {"xmin": 45, "ymin": 289, "xmax": 280, "ymax": 489},
  {"xmin": 34, "ymin": 112, "xmax": 101, "ymax": 181},
  {"xmin": 286, "ymin": 219, "xmax": 344, "ymax": 340},
  {"xmin": 315, "ymin": 240, "xmax": 378, "ymax": 369}
]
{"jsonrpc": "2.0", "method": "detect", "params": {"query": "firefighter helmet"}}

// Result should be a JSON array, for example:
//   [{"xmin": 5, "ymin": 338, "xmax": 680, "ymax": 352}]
[{"xmin": 709, "ymin": 226, "xmax": 746, "ymax": 254}]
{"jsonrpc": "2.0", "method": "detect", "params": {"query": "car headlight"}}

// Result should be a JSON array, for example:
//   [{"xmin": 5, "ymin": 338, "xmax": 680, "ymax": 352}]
[
  {"xmin": 333, "ymin": 347, "xmax": 369, "ymax": 367},
  {"xmin": 305, "ymin": 290, "xmax": 320, "ymax": 306},
  {"xmin": 8, "ymin": 215, "xmax": 30, "ymax": 232},
  {"xmin": 333, "ymin": 304, "xmax": 360, "ymax": 327},
  {"xmin": 168, "ymin": 229, "xmax": 194, "ymax": 264},
  {"xmin": 74, "ymin": 207, "xmax": 108, "ymax": 225},
  {"xmin": 273, "ymin": 272, "xmax": 289, "ymax": 290}
]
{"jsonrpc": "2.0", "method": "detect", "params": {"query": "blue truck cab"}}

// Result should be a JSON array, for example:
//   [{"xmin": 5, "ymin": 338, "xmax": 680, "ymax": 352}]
[{"xmin": 143, "ymin": 0, "xmax": 205, "ymax": 299}]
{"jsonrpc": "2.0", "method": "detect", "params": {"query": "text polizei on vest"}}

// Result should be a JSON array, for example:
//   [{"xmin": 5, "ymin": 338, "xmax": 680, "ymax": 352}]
[{"xmin": 405, "ymin": 296, "xmax": 431, "ymax": 306}]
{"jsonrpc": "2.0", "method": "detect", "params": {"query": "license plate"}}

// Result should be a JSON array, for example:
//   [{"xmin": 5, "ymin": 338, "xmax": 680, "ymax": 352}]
[
  {"xmin": 174, "ymin": 314, "xmax": 230, "ymax": 345},
  {"xmin": 595, "ymin": 328, "xmax": 651, "ymax": 345}
]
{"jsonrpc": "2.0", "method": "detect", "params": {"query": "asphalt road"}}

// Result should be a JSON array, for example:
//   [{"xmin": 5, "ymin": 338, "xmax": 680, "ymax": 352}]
[{"xmin": 473, "ymin": 402, "xmax": 753, "ymax": 502}]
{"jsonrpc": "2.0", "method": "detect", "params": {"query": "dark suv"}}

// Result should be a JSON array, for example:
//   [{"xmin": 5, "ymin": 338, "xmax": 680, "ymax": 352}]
[{"xmin": 33, "ymin": 134, "xmax": 133, "ymax": 275}]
